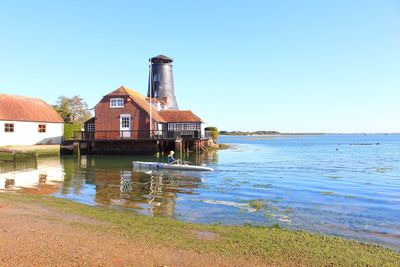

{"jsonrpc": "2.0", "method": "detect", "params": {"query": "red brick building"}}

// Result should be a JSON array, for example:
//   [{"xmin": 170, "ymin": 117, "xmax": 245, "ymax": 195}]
[{"xmin": 83, "ymin": 86, "xmax": 205, "ymax": 141}]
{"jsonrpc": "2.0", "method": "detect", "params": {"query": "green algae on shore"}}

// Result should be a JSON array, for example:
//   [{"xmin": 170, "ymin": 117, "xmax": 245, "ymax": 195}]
[{"xmin": 1, "ymin": 193, "xmax": 398, "ymax": 266}]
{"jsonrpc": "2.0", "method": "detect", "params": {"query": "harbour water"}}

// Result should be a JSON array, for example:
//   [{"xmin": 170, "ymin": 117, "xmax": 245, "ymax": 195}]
[{"xmin": 1, "ymin": 134, "xmax": 399, "ymax": 251}]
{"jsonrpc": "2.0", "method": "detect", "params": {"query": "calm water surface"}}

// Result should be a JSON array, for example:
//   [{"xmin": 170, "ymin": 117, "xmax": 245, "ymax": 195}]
[{"xmin": 1, "ymin": 134, "xmax": 399, "ymax": 250}]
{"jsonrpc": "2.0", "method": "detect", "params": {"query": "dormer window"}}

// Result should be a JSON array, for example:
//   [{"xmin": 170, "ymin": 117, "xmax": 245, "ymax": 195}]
[{"xmin": 110, "ymin": 98, "xmax": 124, "ymax": 108}]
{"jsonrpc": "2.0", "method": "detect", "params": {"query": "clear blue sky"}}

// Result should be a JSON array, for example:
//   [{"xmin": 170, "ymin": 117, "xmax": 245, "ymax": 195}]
[{"xmin": 0, "ymin": 0, "xmax": 399, "ymax": 133}]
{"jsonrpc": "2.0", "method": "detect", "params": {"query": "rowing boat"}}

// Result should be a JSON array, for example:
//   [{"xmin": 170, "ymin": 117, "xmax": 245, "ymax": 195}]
[{"xmin": 132, "ymin": 161, "xmax": 214, "ymax": 171}]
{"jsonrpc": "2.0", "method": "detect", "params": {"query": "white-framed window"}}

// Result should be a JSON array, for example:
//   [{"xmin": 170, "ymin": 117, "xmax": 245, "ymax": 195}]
[
  {"xmin": 87, "ymin": 123, "xmax": 95, "ymax": 131},
  {"xmin": 168, "ymin": 123, "xmax": 200, "ymax": 131},
  {"xmin": 110, "ymin": 98, "xmax": 124, "ymax": 108},
  {"xmin": 121, "ymin": 116, "xmax": 130, "ymax": 128}
]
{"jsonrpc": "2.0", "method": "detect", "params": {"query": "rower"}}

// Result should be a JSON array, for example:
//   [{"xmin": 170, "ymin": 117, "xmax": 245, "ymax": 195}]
[{"xmin": 168, "ymin": 151, "xmax": 178, "ymax": 164}]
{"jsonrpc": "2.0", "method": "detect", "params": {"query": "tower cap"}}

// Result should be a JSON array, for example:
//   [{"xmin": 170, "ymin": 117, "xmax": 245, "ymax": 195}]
[{"xmin": 150, "ymin": 55, "xmax": 173, "ymax": 63}]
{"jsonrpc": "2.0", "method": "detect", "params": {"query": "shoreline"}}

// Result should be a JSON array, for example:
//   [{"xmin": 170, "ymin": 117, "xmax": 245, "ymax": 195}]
[
  {"xmin": 0, "ymin": 193, "xmax": 398, "ymax": 266},
  {"xmin": 219, "ymin": 133, "xmax": 400, "ymax": 136},
  {"xmin": 0, "ymin": 145, "xmax": 60, "ymax": 157}
]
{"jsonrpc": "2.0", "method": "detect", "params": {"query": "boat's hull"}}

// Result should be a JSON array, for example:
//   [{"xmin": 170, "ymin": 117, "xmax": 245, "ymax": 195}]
[{"xmin": 132, "ymin": 161, "xmax": 214, "ymax": 171}]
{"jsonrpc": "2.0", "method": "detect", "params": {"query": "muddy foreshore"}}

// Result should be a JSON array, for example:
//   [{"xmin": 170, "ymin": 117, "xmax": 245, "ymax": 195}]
[{"xmin": 0, "ymin": 193, "xmax": 398, "ymax": 267}]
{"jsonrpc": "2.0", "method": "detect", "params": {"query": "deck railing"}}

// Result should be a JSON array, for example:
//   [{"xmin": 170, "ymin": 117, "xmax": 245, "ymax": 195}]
[{"xmin": 73, "ymin": 130, "xmax": 205, "ymax": 141}]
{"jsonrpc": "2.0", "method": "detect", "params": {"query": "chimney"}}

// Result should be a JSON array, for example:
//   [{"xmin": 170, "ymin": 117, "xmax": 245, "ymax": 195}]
[{"xmin": 147, "ymin": 55, "xmax": 179, "ymax": 110}]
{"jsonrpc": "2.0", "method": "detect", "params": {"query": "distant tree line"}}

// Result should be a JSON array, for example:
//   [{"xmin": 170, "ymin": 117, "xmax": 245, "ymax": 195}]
[{"xmin": 219, "ymin": 130, "xmax": 281, "ymax": 136}]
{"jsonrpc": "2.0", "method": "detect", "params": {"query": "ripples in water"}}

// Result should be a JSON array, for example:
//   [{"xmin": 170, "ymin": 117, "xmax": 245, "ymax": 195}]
[{"xmin": 0, "ymin": 134, "xmax": 399, "ymax": 251}]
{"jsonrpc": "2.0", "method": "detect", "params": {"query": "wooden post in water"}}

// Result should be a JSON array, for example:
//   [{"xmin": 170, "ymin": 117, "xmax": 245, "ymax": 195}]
[
  {"xmin": 180, "ymin": 141, "xmax": 183, "ymax": 162},
  {"xmin": 160, "ymin": 141, "xmax": 164, "ymax": 155},
  {"xmin": 73, "ymin": 142, "xmax": 80, "ymax": 157},
  {"xmin": 175, "ymin": 138, "xmax": 182, "ymax": 161}
]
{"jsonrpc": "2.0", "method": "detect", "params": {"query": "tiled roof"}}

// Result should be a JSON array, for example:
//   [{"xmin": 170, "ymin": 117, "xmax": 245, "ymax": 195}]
[
  {"xmin": 145, "ymin": 97, "xmax": 167, "ymax": 106},
  {"xmin": 107, "ymin": 86, "xmax": 166, "ymax": 122},
  {"xmin": 0, "ymin": 94, "xmax": 63, "ymax": 123},
  {"xmin": 159, "ymin": 110, "xmax": 203, "ymax": 123},
  {"xmin": 104, "ymin": 87, "xmax": 203, "ymax": 124}
]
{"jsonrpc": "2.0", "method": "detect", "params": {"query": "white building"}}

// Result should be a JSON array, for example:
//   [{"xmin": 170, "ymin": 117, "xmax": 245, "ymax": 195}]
[{"xmin": 0, "ymin": 94, "xmax": 64, "ymax": 146}]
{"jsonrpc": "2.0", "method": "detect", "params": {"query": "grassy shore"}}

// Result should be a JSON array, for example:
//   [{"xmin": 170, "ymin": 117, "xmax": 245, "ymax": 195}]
[
  {"xmin": 0, "ymin": 145, "xmax": 60, "ymax": 157},
  {"xmin": 0, "ymin": 193, "xmax": 398, "ymax": 266}
]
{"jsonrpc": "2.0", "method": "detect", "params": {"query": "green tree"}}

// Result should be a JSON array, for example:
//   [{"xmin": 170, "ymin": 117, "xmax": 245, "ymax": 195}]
[
  {"xmin": 54, "ymin": 95, "xmax": 92, "ymax": 124},
  {"xmin": 205, "ymin": 127, "xmax": 219, "ymax": 140}
]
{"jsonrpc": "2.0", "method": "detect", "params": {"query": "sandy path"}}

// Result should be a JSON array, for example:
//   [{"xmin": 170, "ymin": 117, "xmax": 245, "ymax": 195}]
[{"xmin": 0, "ymin": 200, "xmax": 264, "ymax": 267}]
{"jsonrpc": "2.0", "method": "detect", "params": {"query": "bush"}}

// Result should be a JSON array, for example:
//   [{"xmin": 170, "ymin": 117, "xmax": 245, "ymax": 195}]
[
  {"xmin": 64, "ymin": 123, "xmax": 82, "ymax": 140},
  {"xmin": 205, "ymin": 126, "xmax": 219, "ymax": 140}
]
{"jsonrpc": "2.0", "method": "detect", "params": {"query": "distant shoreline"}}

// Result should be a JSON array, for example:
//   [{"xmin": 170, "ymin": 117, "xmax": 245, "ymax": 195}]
[
  {"xmin": 219, "ymin": 132, "xmax": 399, "ymax": 136},
  {"xmin": 220, "ymin": 133, "xmax": 323, "ymax": 136}
]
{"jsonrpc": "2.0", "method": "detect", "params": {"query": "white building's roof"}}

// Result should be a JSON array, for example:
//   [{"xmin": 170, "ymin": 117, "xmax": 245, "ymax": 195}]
[{"xmin": 0, "ymin": 94, "xmax": 63, "ymax": 123}]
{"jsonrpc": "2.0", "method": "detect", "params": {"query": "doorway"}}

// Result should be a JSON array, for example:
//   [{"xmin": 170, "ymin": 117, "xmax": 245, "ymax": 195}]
[{"xmin": 120, "ymin": 114, "xmax": 131, "ymax": 138}]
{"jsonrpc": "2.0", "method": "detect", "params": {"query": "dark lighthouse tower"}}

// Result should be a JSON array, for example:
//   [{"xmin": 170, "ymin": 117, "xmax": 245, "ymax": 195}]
[{"xmin": 147, "ymin": 55, "xmax": 179, "ymax": 110}]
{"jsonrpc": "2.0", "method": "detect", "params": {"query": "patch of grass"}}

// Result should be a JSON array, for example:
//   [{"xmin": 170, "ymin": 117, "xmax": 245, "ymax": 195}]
[
  {"xmin": 248, "ymin": 199, "xmax": 265, "ymax": 211},
  {"xmin": 283, "ymin": 208, "xmax": 293, "ymax": 214},
  {"xmin": 271, "ymin": 223, "xmax": 281, "ymax": 229},
  {"xmin": 376, "ymin": 167, "xmax": 391, "ymax": 173},
  {"xmin": 0, "ymin": 193, "xmax": 399, "ymax": 266},
  {"xmin": 217, "ymin": 143, "xmax": 231, "ymax": 150}
]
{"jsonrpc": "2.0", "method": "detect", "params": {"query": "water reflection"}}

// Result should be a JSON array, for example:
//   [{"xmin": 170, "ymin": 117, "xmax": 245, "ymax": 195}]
[
  {"xmin": 0, "ymin": 156, "xmax": 37, "ymax": 174},
  {"xmin": 94, "ymin": 169, "xmax": 204, "ymax": 217},
  {"xmin": 0, "ymin": 152, "xmax": 213, "ymax": 218},
  {"xmin": 1, "ymin": 138, "xmax": 400, "ymax": 251},
  {"xmin": 0, "ymin": 157, "xmax": 63, "ymax": 191},
  {"xmin": 55, "ymin": 155, "xmax": 209, "ymax": 218},
  {"xmin": 60, "ymin": 157, "xmax": 86, "ymax": 195}
]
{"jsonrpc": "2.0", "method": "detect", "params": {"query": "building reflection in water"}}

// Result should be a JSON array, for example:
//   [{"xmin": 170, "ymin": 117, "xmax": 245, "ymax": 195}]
[
  {"xmin": 0, "ymin": 156, "xmax": 64, "ymax": 193},
  {"xmin": 60, "ymin": 156, "xmax": 88, "ymax": 196},
  {"xmin": 0, "ymin": 150, "xmax": 217, "ymax": 218},
  {"xmin": 59, "ymin": 152, "xmax": 217, "ymax": 218},
  {"xmin": 92, "ymin": 168, "xmax": 202, "ymax": 218}
]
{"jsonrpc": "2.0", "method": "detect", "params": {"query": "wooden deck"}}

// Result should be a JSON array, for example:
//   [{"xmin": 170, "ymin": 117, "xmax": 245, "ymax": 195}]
[
  {"xmin": 66, "ymin": 130, "xmax": 212, "ymax": 155},
  {"xmin": 74, "ymin": 130, "xmax": 211, "ymax": 142}
]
